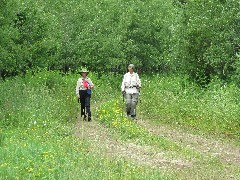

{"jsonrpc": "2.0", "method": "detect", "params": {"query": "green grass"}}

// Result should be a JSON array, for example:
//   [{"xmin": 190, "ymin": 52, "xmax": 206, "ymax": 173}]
[
  {"xmin": 0, "ymin": 71, "xmax": 165, "ymax": 179},
  {"xmin": 0, "ymin": 70, "xmax": 239, "ymax": 179},
  {"xmin": 140, "ymin": 74, "xmax": 240, "ymax": 141},
  {"xmin": 1, "ymin": 128, "xmax": 165, "ymax": 179},
  {"xmin": 96, "ymin": 99, "xmax": 202, "ymax": 160}
]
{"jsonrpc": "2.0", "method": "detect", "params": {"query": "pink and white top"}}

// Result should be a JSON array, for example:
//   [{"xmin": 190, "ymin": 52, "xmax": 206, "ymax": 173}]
[{"xmin": 76, "ymin": 77, "xmax": 94, "ymax": 95}]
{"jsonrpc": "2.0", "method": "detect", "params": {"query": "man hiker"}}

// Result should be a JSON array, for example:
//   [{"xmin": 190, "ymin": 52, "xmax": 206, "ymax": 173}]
[
  {"xmin": 121, "ymin": 64, "xmax": 141, "ymax": 119},
  {"xmin": 76, "ymin": 68, "xmax": 94, "ymax": 121}
]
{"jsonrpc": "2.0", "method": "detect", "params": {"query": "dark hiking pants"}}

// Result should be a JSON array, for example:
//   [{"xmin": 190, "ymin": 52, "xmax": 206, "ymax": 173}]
[{"xmin": 79, "ymin": 90, "xmax": 91, "ymax": 120}]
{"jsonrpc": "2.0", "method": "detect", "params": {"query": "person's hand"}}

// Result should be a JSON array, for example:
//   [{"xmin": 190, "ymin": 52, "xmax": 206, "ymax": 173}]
[
  {"xmin": 136, "ymin": 85, "xmax": 140, "ymax": 89},
  {"xmin": 122, "ymin": 90, "xmax": 126, "ymax": 95}
]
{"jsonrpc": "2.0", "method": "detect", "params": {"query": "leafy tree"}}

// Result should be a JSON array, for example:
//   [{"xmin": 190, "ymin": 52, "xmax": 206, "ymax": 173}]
[
  {"xmin": 0, "ymin": 0, "xmax": 18, "ymax": 78},
  {"xmin": 179, "ymin": 0, "xmax": 240, "ymax": 85},
  {"xmin": 1, "ymin": 0, "xmax": 239, "ymax": 86}
]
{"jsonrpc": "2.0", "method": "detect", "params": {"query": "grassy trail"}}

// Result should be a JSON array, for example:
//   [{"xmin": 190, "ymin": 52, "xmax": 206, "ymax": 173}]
[
  {"xmin": 1, "ymin": 72, "xmax": 239, "ymax": 179},
  {"xmin": 74, "ymin": 106, "xmax": 240, "ymax": 179}
]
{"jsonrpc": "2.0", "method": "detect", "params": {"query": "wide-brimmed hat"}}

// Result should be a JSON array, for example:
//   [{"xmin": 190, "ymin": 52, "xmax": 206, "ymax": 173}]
[{"xmin": 79, "ymin": 68, "xmax": 89, "ymax": 74}]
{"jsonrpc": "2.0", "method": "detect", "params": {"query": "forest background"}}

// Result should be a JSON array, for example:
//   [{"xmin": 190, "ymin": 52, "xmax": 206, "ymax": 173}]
[{"xmin": 1, "ymin": 0, "xmax": 240, "ymax": 86}]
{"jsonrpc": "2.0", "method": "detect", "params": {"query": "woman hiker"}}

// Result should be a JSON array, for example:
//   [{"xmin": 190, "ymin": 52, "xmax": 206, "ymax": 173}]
[
  {"xmin": 121, "ymin": 64, "xmax": 141, "ymax": 120},
  {"xmin": 76, "ymin": 68, "xmax": 94, "ymax": 121}
]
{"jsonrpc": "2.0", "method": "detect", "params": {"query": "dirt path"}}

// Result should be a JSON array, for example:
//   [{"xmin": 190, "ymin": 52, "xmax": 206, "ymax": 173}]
[
  {"xmin": 137, "ymin": 119, "xmax": 240, "ymax": 165},
  {"xmin": 74, "ymin": 115, "xmax": 192, "ymax": 169},
  {"xmin": 74, "ymin": 113, "xmax": 240, "ymax": 179}
]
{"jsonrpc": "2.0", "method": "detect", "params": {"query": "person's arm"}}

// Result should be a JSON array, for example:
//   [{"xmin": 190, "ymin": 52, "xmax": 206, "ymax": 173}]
[{"xmin": 136, "ymin": 73, "xmax": 141, "ymax": 88}]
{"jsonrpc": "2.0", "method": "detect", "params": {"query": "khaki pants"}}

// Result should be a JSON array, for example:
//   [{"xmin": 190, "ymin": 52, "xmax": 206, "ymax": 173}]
[{"xmin": 125, "ymin": 93, "xmax": 139, "ymax": 117}]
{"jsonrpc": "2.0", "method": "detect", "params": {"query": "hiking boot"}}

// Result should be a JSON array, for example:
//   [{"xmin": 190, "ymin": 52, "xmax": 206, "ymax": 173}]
[
  {"xmin": 131, "ymin": 115, "xmax": 136, "ymax": 120},
  {"xmin": 88, "ymin": 117, "xmax": 91, "ymax": 122}
]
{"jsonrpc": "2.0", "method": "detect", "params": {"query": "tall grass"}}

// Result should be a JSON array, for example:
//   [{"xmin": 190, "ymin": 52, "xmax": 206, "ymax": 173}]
[
  {"xmin": 1, "ymin": 70, "xmax": 239, "ymax": 179},
  {"xmin": 140, "ymin": 74, "xmax": 240, "ymax": 140},
  {"xmin": 0, "ymin": 71, "xmax": 76, "ymax": 128},
  {"xmin": 0, "ymin": 71, "xmax": 164, "ymax": 179}
]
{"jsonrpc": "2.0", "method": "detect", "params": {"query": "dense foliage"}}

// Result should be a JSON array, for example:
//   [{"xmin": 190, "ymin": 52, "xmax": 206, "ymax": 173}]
[{"xmin": 1, "ymin": 0, "xmax": 239, "ymax": 85}]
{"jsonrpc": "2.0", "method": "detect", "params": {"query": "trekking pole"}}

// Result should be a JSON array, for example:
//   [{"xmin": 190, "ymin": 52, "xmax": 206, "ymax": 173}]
[
  {"xmin": 122, "ymin": 93, "xmax": 125, "ymax": 117},
  {"xmin": 77, "ymin": 96, "xmax": 81, "ymax": 113},
  {"xmin": 138, "ymin": 92, "xmax": 142, "ymax": 121}
]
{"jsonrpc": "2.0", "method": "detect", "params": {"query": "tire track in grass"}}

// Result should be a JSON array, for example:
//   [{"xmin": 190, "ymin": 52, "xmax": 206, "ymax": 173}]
[
  {"xmin": 136, "ymin": 119, "xmax": 240, "ymax": 165},
  {"xmin": 74, "ymin": 113, "xmax": 192, "ymax": 170},
  {"xmin": 136, "ymin": 118, "xmax": 240, "ymax": 179}
]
